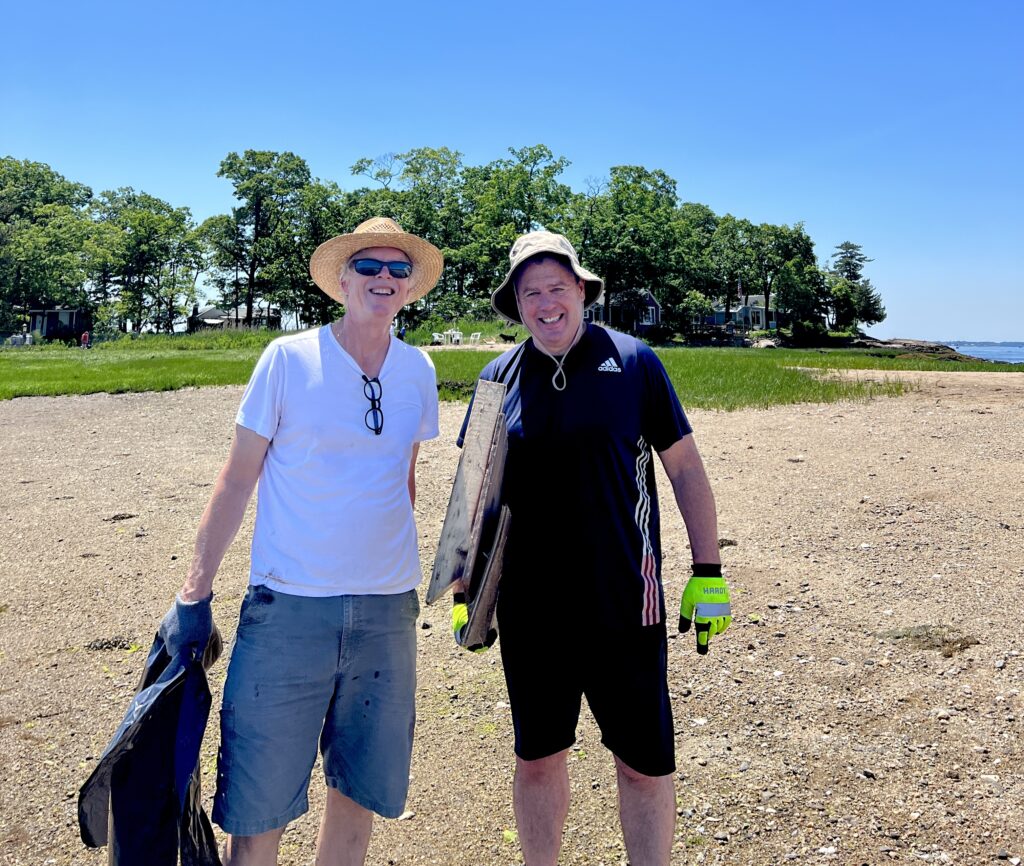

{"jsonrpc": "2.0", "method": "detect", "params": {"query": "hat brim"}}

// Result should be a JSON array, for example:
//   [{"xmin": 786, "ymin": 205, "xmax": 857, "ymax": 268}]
[
  {"xmin": 309, "ymin": 232, "xmax": 443, "ymax": 305},
  {"xmin": 490, "ymin": 263, "xmax": 604, "ymax": 324}
]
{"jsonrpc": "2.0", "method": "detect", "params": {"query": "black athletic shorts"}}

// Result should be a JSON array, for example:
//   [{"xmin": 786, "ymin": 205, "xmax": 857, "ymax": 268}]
[{"xmin": 497, "ymin": 619, "xmax": 675, "ymax": 777}]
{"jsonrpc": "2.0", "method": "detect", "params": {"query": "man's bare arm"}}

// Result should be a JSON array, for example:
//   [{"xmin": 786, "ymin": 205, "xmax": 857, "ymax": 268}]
[
  {"xmin": 408, "ymin": 442, "xmax": 420, "ymax": 506},
  {"xmin": 658, "ymin": 434, "xmax": 721, "ymax": 566},
  {"xmin": 179, "ymin": 425, "xmax": 270, "ymax": 602}
]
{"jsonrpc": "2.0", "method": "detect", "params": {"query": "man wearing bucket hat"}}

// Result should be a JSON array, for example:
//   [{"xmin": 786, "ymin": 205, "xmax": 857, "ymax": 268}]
[
  {"xmin": 164, "ymin": 217, "xmax": 443, "ymax": 865},
  {"xmin": 457, "ymin": 231, "xmax": 730, "ymax": 866}
]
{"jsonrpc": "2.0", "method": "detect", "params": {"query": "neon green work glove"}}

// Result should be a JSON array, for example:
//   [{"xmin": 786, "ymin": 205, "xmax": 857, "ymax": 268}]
[
  {"xmin": 452, "ymin": 592, "xmax": 497, "ymax": 653},
  {"xmin": 679, "ymin": 564, "xmax": 732, "ymax": 655}
]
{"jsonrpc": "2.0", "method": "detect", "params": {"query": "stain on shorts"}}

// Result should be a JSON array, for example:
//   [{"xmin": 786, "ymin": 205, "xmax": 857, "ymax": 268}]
[{"xmin": 238, "ymin": 584, "xmax": 275, "ymax": 628}]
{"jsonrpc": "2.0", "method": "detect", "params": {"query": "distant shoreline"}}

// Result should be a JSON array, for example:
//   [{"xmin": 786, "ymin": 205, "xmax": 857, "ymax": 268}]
[
  {"xmin": 852, "ymin": 336, "xmax": 1023, "ymax": 365},
  {"xmin": 868, "ymin": 338, "xmax": 1023, "ymax": 348},
  {"xmin": 947, "ymin": 341, "xmax": 1024, "ymax": 347},
  {"xmin": 946, "ymin": 342, "xmax": 1024, "ymax": 364}
]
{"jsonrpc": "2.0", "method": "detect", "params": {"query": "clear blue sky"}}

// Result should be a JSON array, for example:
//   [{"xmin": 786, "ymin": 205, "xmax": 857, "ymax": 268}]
[{"xmin": 4, "ymin": 0, "xmax": 1021, "ymax": 342}]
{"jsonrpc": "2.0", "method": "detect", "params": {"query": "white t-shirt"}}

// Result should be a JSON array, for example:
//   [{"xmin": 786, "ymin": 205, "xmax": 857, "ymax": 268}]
[{"xmin": 236, "ymin": 326, "xmax": 439, "ymax": 597}]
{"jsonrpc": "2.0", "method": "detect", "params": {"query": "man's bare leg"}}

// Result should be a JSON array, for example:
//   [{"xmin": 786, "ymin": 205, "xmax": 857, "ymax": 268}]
[
  {"xmin": 223, "ymin": 827, "xmax": 286, "ymax": 866},
  {"xmin": 314, "ymin": 787, "xmax": 374, "ymax": 866},
  {"xmin": 513, "ymin": 750, "xmax": 570, "ymax": 866},
  {"xmin": 614, "ymin": 755, "xmax": 675, "ymax": 866}
]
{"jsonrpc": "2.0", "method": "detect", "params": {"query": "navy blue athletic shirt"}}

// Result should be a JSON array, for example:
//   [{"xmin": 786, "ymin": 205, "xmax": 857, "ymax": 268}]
[{"xmin": 459, "ymin": 324, "xmax": 692, "ymax": 632}]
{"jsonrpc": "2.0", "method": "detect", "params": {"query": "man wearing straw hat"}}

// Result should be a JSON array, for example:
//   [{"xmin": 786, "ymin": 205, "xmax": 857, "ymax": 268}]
[
  {"xmin": 457, "ymin": 231, "xmax": 731, "ymax": 866},
  {"xmin": 161, "ymin": 217, "xmax": 443, "ymax": 865}
]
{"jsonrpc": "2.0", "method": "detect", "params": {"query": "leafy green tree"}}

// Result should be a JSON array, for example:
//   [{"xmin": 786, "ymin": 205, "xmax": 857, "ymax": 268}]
[
  {"xmin": 746, "ymin": 222, "xmax": 816, "ymax": 322},
  {"xmin": 852, "ymin": 278, "xmax": 886, "ymax": 327},
  {"xmin": 0, "ymin": 299, "xmax": 15, "ymax": 333},
  {"xmin": 825, "ymin": 242, "xmax": 885, "ymax": 331},
  {"xmin": 82, "ymin": 218, "xmax": 123, "ymax": 311},
  {"xmin": 216, "ymin": 151, "xmax": 312, "ymax": 325},
  {"xmin": 775, "ymin": 259, "xmax": 827, "ymax": 341},
  {"xmin": 831, "ymin": 241, "xmax": 872, "ymax": 282},
  {"xmin": 198, "ymin": 213, "xmax": 247, "ymax": 324},
  {"xmin": 670, "ymin": 202, "xmax": 719, "ymax": 298},
  {"xmin": 643, "ymin": 202, "xmax": 720, "ymax": 335},
  {"xmin": 569, "ymin": 166, "xmax": 679, "ymax": 333},
  {"xmin": 92, "ymin": 188, "xmax": 197, "ymax": 331},
  {"xmin": 0, "ymin": 157, "xmax": 91, "ymax": 223},
  {"xmin": 827, "ymin": 275, "xmax": 858, "ymax": 331},
  {"xmin": 675, "ymin": 289, "xmax": 714, "ymax": 333},
  {"xmin": 350, "ymin": 153, "xmax": 401, "ymax": 190},
  {"xmin": 396, "ymin": 146, "xmax": 471, "ymax": 320},
  {"xmin": 344, "ymin": 153, "xmax": 409, "ymax": 228},
  {"xmin": 501, "ymin": 144, "xmax": 572, "ymax": 235},
  {"xmin": 1, "ymin": 148, "xmax": 877, "ymax": 347},
  {"xmin": 263, "ymin": 179, "xmax": 349, "ymax": 328},
  {"xmin": 708, "ymin": 215, "xmax": 755, "ymax": 321},
  {"xmin": 341, "ymin": 185, "xmax": 408, "ymax": 228},
  {"xmin": 149, "ymin": 226, "xmax": 205, "ymax": 332},
  {"xmin": 346, "ymin": 147, "xmax": 478, "ymax": 324},
  {"xmin": 0, "ymin": 158, "xmax": 93, "ymax": 329},
  {"xmin": 6, "ymin": 203, "xmax": 94, "ymax": 313},
  {"xmin": 460, "ymin": 145, "xmax": 574, "ymax": 311}
]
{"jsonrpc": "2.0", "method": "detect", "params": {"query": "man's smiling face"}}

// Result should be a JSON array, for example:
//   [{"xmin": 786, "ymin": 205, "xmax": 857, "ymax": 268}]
[
  {"xmin": 515, "ymin": 258, "xmax": 586, "ymax": 355},
  {"xmin": 339, "ymin": 246, "xmax": 412, "ymax": 323}
]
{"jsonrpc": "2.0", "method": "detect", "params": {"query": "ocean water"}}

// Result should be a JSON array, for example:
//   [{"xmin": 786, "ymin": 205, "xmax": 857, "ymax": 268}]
[{"xmin": 948, "ymin": 343, "xmax": 1024, "ymax": 364}]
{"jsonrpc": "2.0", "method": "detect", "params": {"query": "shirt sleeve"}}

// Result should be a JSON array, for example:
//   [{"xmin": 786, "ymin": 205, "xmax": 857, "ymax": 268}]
[
  {"xmin": 638, "ymin": 343, "xmax": 692, "ymax": 452},
  {"xmin": 235, "ymin": 340, "xmax": 285, "ymax": 440},
  {"xmin": 415, "ymin": 349, "xmax": 440, "ymax": 443}
]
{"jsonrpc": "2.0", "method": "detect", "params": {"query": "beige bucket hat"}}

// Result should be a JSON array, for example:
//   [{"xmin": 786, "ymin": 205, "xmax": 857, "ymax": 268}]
[
  {"xmin": 309, "ymin": 217, "xmax": 443, "ymax": 304},
  {"xmin": 491, "ymin": 231, "xmax": 604, "ymax": 324}
]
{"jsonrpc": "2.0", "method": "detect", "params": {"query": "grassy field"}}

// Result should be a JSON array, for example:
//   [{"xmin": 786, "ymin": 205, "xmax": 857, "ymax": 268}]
[
  {"xmin": 431, "ymin": 350, "xmax": 501, "ymax": 401},
  {"xmin": 0, "ymin": 331, "xmax": 1014, "ymax": 407},
  {"xmin": 0, "ymin": 332, "xmax": 271, "ymax": 401},
  {"xmin": 653, "ymin": 346, "xmax": 1009, "ymax": 410}
]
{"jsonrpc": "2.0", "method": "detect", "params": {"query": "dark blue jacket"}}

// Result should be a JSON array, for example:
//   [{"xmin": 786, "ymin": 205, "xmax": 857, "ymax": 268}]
[{"xmin": 78, "ymin": 627, "xmax": 223, "ymax": 866}]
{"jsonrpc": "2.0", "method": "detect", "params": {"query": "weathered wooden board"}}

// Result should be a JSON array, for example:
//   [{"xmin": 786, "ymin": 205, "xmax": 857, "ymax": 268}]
[
  {"xmin": 426, "ymin": 380, "xmax": 508, "ymax": 605},
  {"xmin": 461, "ymin": 417, "xmax": 507, "ymax": 592},
  {"xmin": 460, "ymin": 504, "xmax": 510, "ymax": 648}
]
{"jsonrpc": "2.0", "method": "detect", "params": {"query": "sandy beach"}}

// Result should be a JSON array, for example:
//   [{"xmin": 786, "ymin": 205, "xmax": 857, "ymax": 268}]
[{"xmin": 1, "ymin": 370, "xmax": 1022, "ymax": 865}]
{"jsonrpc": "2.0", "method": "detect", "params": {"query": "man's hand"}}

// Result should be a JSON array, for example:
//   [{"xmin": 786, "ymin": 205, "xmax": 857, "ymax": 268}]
[
  {"xmin": 158, "ymin": 593, "xmax": 214, "ymax": 660},
  {"xmin": 452, "ymin": 592, "xmax": 497, "ymax": 653},
  {"xmin": 679, "ymin": 565, "xmax": 731, "ymax": 655}
]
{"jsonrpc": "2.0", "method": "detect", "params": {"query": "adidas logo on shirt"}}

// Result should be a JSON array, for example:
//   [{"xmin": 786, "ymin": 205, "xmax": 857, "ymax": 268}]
[{"xmin": 597, "ymin": 357, "xmax": 622, "ymax": 373}]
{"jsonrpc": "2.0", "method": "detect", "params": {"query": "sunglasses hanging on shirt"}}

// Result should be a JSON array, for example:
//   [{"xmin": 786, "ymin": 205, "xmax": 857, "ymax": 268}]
[{"xmin": 362, "ymin": 375, "xmax": 384, "ymax": 435}]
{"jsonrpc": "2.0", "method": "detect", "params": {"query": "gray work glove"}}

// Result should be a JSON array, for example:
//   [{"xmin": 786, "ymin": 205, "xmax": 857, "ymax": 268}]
[{"xmin": 158, "ymin": 593, "xmax": 214, "ymax": 660}]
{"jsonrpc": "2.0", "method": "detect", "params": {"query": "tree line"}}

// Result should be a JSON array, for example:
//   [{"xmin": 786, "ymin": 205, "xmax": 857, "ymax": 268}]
[{"xmin": 0, "ymin": 147, "xmax": 885, "ymax": 340}]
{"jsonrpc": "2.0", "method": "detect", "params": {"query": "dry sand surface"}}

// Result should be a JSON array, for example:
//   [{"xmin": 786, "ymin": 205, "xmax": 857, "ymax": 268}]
[{"xmin": 1, "ymin": 371, "xmax": 1022, "ymax": 865}]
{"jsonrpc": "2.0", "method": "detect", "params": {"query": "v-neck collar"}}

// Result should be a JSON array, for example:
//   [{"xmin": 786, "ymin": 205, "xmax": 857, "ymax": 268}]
[{"xmin": 323, "ymin": 324, "xmax": 395, "ymax": 379}]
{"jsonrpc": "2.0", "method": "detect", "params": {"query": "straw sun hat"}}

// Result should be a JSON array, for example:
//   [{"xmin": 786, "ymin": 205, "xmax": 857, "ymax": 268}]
[
  {"xmin": 490, "ymin": 231, "xmax": 604, "ymax": 324},
  {"xmin": 309, "ymin": 217, "xmax": 443, "ymax": 304}
]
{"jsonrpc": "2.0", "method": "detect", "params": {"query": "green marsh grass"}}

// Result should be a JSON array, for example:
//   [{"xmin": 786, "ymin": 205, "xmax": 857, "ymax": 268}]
[
  {"xmin": 432, "ymin": 351, "xmax": 501, "ymax": 401},
  {"xmin": 767, "ymin": 347, "xmax": 1007, "ymax": 372},
  {"xmin": 0, "ymin": 331, "xmax": 279, "ymax": 399},
  {"xmin": 0, "ymin": 347, "xmax": 265, "ymax": 399},
  {"xmin": 656, "ymin": 347, "xmax": 909, "ymax": 410},
  {"xmin": 0, "ymin": 332, "xmax": 1013, "ymax": 407}
]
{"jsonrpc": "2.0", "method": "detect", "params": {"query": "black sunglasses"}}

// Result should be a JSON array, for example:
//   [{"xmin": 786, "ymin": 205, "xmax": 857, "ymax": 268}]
[
  {"xmin": 351, "ymin": 258, "xmax": 413, "ymax": 279},
  {"xmin": 362, "ymin": 375, "xmax": 384, "ymax": 435}
]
